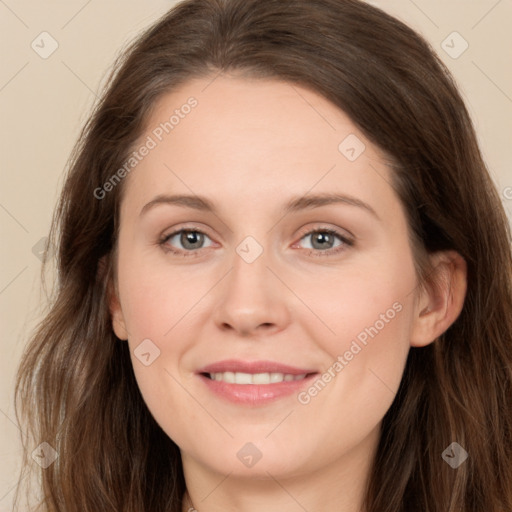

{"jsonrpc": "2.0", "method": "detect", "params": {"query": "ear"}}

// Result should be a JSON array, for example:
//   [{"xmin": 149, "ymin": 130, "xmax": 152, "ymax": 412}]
[
  {"xmin": 410, "ymin": 250, "xmax": 467, "ymax": 348},
  {"xmin": 99, "ymin": 256, "xmax": 129, "ymax": 341}
]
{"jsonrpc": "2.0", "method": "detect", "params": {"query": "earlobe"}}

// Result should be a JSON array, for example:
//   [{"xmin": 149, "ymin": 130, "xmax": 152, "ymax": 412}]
[
  {"xmin": 410, "ymin": 250, "xmax": 467, "ymax": 348},
  {"xmin": 109, "ymin": 282, "xmax": 129, "ymax": 341},
  {"xmin": 100, "ymin": 256, "xmax": 129, "ymax": 341}
]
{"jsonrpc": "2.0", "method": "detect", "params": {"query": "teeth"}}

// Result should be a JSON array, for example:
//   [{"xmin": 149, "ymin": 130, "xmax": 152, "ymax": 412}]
[
  {"xmin": 252, "ymin": 372, "xmax": 271, "ymax": 384},
  {"xmin": 209, "ymin": 372, "xmax": 308, "ymax": 384},
  {"xmin": 235, "ymin": 372, "xmax": 252, "ymax": 384}
]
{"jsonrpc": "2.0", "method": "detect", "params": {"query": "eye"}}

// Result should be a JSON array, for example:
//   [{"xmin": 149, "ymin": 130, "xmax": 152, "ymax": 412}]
[
  {"xmin": 158, "ymin": 226, "xmax": 354, "ymax": 258},
  {"xmin": 159, "ymin": 228, "xmax": 214, "ymax": 256},
  {"xmin": 294, "ymin": 227, "xmax": 354, "ymax": 257}
]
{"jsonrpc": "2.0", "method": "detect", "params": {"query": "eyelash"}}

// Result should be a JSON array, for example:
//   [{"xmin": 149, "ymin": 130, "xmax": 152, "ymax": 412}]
[{"xmin": 158, "ymin": 226, "xmax": 354, "ymax": 258}]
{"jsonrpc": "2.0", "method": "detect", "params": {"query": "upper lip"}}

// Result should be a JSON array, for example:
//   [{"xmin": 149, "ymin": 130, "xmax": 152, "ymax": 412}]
[{"xmin": 197, "ymin": 359, "xmax": 318, "ymax": 375}]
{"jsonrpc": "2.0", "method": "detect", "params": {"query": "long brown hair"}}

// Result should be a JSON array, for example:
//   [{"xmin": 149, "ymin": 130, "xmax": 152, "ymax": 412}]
[{"xmin": 14, "ymin": 0, "xmax": 512, "ymax": 510}]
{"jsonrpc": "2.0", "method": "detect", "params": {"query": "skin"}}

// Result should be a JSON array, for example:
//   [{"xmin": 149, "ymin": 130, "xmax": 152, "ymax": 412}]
[{"xmin": 109, "ymin": 74, "xmax": 467, "ymax": 512}]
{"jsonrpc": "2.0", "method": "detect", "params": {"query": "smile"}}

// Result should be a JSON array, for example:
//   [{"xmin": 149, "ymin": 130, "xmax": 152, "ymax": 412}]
[{"xmin": 206, "ymin": 371, "xmax": 309, "ymax": 384}]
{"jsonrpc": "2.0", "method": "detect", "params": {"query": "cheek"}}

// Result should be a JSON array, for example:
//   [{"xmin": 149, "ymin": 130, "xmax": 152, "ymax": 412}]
[
  {"xmin": 118, "ymin": 259, "xmax": 196, "ymax": 437},
  {"xmin": 290, "ymin": 276, "xmax": 414, "ymax": 468},
  {"xmin": 304, "ymin": 254, "xmax": 416, "ymax": 415},
  {"xmin": 116, "ymin": 252, "xmax": 214, "ymax": 413},
  {"xmin": 316, "ymin": 258, "xmax": 415, "ymax": 357},
  {"xmin": 117, "ymin": 251, "xmax": 202, "ymax": 340}
]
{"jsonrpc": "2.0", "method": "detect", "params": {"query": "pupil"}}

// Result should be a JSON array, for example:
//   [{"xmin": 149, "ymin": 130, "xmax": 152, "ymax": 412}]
[
  {"xmin": 313, "ymin": 232, "xmax": 331, "ymax": 250},
  {"xmin": 182, "ymin": 231, "xmax": 202, "ymax": 249}
]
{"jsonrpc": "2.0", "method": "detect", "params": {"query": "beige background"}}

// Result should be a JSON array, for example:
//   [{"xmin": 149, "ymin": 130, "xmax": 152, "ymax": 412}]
[{"xmin": 1, "ymin": 0, "xmax": 511, "ymax": 508}]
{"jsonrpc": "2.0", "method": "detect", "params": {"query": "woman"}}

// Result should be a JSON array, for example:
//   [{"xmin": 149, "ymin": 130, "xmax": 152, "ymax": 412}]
[{"xmin": 14, "ymin": 0, "xmax": 512, "ymax": 510}]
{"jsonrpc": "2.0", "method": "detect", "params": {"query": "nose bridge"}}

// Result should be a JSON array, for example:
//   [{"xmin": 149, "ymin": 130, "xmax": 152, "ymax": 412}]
[
  {"xmin": 227, "ymin": 234, "xmax": 276, "ymax": 308},
  {"xmin": 212, "ymin": 233, "xmax": 290, "ymax": 335},
  {"xmin": 232, "ymin": 235, "xmax": 270, "ymax": 293}
]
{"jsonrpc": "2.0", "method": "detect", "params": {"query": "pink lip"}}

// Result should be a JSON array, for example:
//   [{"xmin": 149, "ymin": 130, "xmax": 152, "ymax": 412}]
[
  {"xmin": 196, "ymin": 359, "xmax": 318, "ymax": 406},
  {"xmin": 197, "ymin": 359, "xmax": 316, "ymax": 375}
]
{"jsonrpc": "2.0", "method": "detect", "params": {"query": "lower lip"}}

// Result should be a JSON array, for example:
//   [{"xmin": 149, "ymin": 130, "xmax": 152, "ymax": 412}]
[{"xmin": 198, "ymin": 373, "xmax": 318, "ymax": 405}]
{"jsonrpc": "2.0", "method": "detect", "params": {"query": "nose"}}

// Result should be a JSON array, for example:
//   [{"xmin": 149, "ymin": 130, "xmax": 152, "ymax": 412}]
[{"xmin": 212, "ymin": 245, "xmax": 292, "ymax": 338}]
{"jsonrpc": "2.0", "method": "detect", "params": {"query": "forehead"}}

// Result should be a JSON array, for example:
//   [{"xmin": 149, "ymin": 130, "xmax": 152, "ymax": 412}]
[{"xmin": 121, "ymin": 74, "xmax": 399, "ymax": 220}]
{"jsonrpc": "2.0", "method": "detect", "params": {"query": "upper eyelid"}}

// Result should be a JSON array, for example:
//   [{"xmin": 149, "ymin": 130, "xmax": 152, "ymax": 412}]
[{"xmin": 161, "ymin": 225, "xmax": 213, "ymax": 241}]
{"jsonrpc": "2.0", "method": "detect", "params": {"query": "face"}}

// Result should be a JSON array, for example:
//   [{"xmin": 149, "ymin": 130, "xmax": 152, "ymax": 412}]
[{"xmin": 110, "ymin": 74, "xmax": 425, "ymax": 480}]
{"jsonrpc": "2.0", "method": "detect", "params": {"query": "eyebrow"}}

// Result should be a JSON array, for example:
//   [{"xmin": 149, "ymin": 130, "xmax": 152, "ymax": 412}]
[{"xmin": 139, "ymin": 192, "xmax": 380, "ymax": 220}]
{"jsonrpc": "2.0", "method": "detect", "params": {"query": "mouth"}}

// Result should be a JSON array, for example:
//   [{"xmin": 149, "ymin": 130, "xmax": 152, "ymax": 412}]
[
  {"xmin": 196, "ymin": 360, "xmax": 319, "ymax": 405},
  {"xmin": 202, "ymin": 371, "xmax": 313, "ymax": 384}
]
